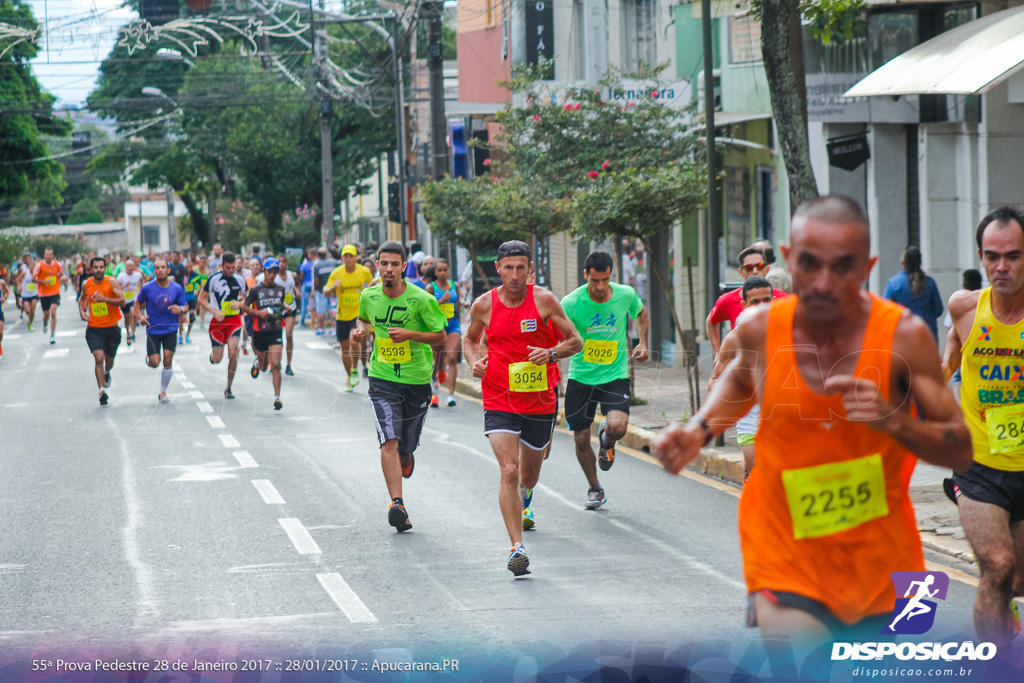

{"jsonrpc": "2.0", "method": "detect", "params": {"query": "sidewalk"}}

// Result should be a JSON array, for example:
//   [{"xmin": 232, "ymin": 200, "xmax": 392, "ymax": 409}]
[{"xmin": 452, "ymin": 359, "xmax": 975, "ymax": 565}]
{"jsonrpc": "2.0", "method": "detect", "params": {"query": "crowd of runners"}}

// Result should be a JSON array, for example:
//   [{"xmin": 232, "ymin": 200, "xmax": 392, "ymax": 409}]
[{"xmin": 2, "ymin": 195, "xmax": 1024, "ymax": 660}]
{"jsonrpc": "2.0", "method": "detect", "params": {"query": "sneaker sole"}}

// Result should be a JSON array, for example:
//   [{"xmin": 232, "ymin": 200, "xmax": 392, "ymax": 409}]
[
  {"xmin": 598, "ymin": 454, "xmax": 614, "ymax": 471},
  {"xmin": 522, "ymin": 515, "xmax": 535, "ymax": 530},
  {"xmin": 401, "ymin": 453, "xmax": 415, "ymax": 479},
  {"xmin": 388, "ymin": 506, "xmax": 412, "ymax": 532},
  {"xmin": 507, "ymin": 553, "xmax": 531, "ymax": 576},
  {"xmin": 584, "ymin": 499, "xmax": 604, "ymax": 510}
]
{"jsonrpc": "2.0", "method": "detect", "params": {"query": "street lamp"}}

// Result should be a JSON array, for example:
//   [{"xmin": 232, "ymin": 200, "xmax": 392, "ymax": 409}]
[
  {"xmin": 141, "ymin": 86, "xmax": 179, "ymax": 108},
  {"xmin": 156, "ymin": 47, "xmax": 195, "ymax": 66}
]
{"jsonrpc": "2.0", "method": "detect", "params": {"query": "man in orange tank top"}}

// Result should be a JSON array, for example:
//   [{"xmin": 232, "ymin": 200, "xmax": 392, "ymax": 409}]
[
  {"xmin": 943, "ymin": 207, "xmax": 1024, "ymax": 646},
  {"xmin": 34, "ymin": 247, "xmax": 66, "ymax": 345},
  {"xmin": 464, "ymin": 241, "xmax": 582, "ymax": 576},
  {"xmin": 79, "ymin": 255, "xmax": 126, "ymax": 406},
  {"xmin": 654, "ymin": 196, "xmax": 971, "ymax": 652}
]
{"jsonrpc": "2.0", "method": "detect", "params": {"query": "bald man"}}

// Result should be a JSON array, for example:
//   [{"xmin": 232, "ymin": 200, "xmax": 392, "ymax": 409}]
[{"xmin": 655, "ymin": 195, "xmax": 971, "ymax": 656}]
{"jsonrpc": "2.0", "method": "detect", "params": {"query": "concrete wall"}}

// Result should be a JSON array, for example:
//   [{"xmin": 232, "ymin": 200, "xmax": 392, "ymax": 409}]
[{"xmin": 866, "ymin": 124, "xmax": 909, "ymax": 294}]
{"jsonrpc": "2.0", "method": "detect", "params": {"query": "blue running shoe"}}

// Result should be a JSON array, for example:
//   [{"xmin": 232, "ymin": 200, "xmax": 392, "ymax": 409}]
[
  {"xmin": 521, "ymin": 506, "xmax": 535, "ymax": 530},
  {"xmin": 507, "ymin": 542, "xmax": 530, "ymax": 576},
  {"xmin": 519, "ymin": 485, "xmax": 533, "ymax": 509}
]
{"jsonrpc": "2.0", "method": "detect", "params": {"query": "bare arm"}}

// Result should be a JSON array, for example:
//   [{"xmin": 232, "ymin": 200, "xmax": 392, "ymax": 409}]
[
  {"xmin": 825, "ymin": 313, "xmax": 972, "ymax": 472},
  {"xmin": 706, "ymin": 312, "xmax": 722, "ymax": 355},
  {"xmin": 631, "ymin": 306, "xmax": 650, "ymax": 361},
  {"xmin": 708, "ymin": 327, "xmax": 740, "ymax": 391},
  {"xmin": 531, "ymin": 288, "xmax": 583, "ymax": 365},
  {"xmin": 97, "ymin": 278, "xmax": 126, "ymax": 307},
  {"xmin": 942, "ymin": 289, "xmax": 977, "ymax": 382},
  {"xmin": 463, "ymin": 294, "xmax": 491, "ymax": 378}
]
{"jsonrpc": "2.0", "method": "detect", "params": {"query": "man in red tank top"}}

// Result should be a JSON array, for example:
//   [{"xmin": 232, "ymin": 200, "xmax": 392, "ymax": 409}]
[
  {"xmin": 464, "ymin": 241, "xmax": 582, "ymax": 576},
  {"xmin": 654, "ymin": 196, "xmax": 971, "ymax": 658}
]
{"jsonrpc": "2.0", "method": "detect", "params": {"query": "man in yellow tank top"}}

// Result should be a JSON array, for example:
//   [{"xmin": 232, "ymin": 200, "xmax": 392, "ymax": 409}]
[{"xmin": 944, "ymin": 206, "xmax": 1024, "ymax": 646}]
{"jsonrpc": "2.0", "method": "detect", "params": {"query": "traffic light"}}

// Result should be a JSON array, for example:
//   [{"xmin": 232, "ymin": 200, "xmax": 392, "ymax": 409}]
[{"xmin": 387, "ymin": 182, "xmax": 400, "ymax": 223}]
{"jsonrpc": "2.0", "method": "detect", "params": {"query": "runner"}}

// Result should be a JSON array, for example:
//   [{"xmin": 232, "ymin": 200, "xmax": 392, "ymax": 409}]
[
  {"xmin": 313, "ymin": 247, "xmax": 339, "ymax": 336},
  {"xmin": 706, "ymin": 245, "xmax": 787, "ymax": 354},
  {"xmin": 299, "ymin": 247, "xmax": 317, "ymax": 329},
  {"xmin": 323, "ymin": 244, "xmax": 373, "ymax": 391},
  {"xmin": 0, "ymin": 272, "xmax": 8, "ymax": 357},
  {"xmin": 34, "ymin": 248, "xmax": 65, "ymax": 344},
  {"xmin": 561, "ymin": 250, "xmax": 649, "ymax": 510},
  {"xmin": 275, "ymin": 254, "xmax": 299, "ymax": 375},
  {"xmin": 198, "ymin": 252, "xmax": 247, "ymax": 399},
  {"xmin": 944, "ymin": 206, "xmax": 1024, "ymax": 645},
  {"xmin": 242, "ymin": 257, "xmax": 286, "ymax": 410},
  {"xmin": 352, "ymin": 241, "xmax": 446, "ymax": 533},
  {"xmin": 116, "ymin": 259, "xmax": 144, "ymax": 347},
  {"xmin": 135, "ymin": 259, "xmax": 187, "ymax": 403},
  {"xmin": 168, "ymin": 251, "xmax": 188, "ymax": 342},
  {"xmin": 707, "ymin": 276, "xmax": 774, "ymax": 478},
  {"xmin": 653, "ymin": 196, "xmax": 971, "ymax": 653},
  {"xmin": 79, "ymin": 256, "xmax": 125, "ymax": 405},
  {"xmin": 463, "ymin": 240, "xmax": 582, "ymax": 576},
  {"xmin": 183, "ymin": 259, "xmax": 202, "ymax": 343},
  {"xmin": 17, "ymin": 255, "xmax": 37, "ymax": 331},
  {"xmin": 242, "ymin": 258, "xmax": 262, "ymax": 357},
  {"xmin": 194, "ymin": 255, "xmax": 210, "ymax": 328},
  {"xmin": 425, "ymin": 258, "xmax": 460, "ymax": 407},
  {"xmin": 208, "ymin": 243, "xmax": 224, "ymax": 273}
]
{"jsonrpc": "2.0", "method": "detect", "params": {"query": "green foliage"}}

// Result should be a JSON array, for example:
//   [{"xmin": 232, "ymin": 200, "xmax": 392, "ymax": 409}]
[
  {"xmin": 67, "ymin": 198, "xmax": 104, "ymax": 224},
  {"xmin": 0, "ymin": 231, "xmax": 28, "ymax": 265},
  {"xmin": 212, "ymin": 199, "xmax": 269, "ymax": 252},
  {"xmin": 801, "ymin": 0, "xmax": 865, "ymax": 44},
  {"xmin": 420, "ymin": 177, "xmax": 519, "ymax": 262},
  {"xmin": 28, "ymin": 234, "xmax": 85, "ymax": 258},
  {"xmin": 279, "ymin": 205, "xmax": 321, "ymax": 249}
]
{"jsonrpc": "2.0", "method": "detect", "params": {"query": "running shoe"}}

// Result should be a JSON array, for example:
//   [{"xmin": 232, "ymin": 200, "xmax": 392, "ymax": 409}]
[
  {"xmin": 522, "ymin": 506, "xmax": 535, "ymax": 530},
  {"xmin": 430, "ymin": 394, "xmax": 439, "ymax": 408},
  {"xmin": 224, "ymin": 389, "xmax": 235, "ymax": 400},
  {"xmin": 350, "ymin": 369, "xmax": 360, "ymax": 387},
  {"xmin": 315, "ymin": 329, "xmax": 325, "ymax": 336},
  {"xmin": 520, "ymin": 486, "xmax": 533, "ymax": 509},
  {"xmin": 344, "ymin": 377, "xmax": 354, "ymax": 393},
  {"xmin": 438, "ymin": 368, "xmax": 447, "ymax": 385},
  {"xmin": 507, "ymin": 542, "xmax": 530, "ymax": 576},
  {"xmin": 27, "ymin": 323, "xmax": 33, "ymax": 332},
  {"xmin": 597, "ymin": 419, "xmax": 615, "ymax": 471},
  {"xmin": 250, "ymin": 360, "xmax": 260, "ymax": 379},
  {"xmin": 43, "ymin": 322, "xmax": 47, "ymax": 333},
  {"xmin": 400, "ymin": 452, "xmax": 415, "ymax": 479},
  {"xmin": 243, "ymin": 345, "xmax": 249, "ymax": 356},
  {"xmin": 274, "ymin": 397, "xmax": 283, "ymax": 411},
  {"xmin": 285, "ymin": 365, "xmax": 294, "ymax": 376},
  {"xmin": 158, "ymin": 394, "xmax": 170, "ymax": 404},
  {"xmin": 104, "ymin": 371, "xmax": 111, "ymax": 388},
  {"xmin": 178, "ymin": 336, "xmax": 184, "ymax": 344},
  {"xmin": 585, "ymin": 485, "xmax": 607, "ymax": 510},
  {"xmin": 388, "ymin": 502, "xmax": 413, "ymax": 532},
  {"xmin": 99, "ymin": 390, "xmax": 108, "ymax": 406},
  {"xmin": 126, "ymin": 336, "xmax": 132, "ymax": 347},
  {"xmin": 49, "ymin": 334, "xmax": 55, "ymax": 345},
  {"xmin": 363, "ymin": 367, "xmax": 369, "ymax": 378},
  {"xmin": 447, "ymin": 395, "xmax": 456, "ymax": 407},
  {"xmin": 185, "ymin": 336, "xmax": 192, "ymax": 344}
]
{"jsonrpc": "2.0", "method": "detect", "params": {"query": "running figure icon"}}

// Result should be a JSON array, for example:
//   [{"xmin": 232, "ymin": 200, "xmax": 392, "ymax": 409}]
[{"xmin": 888, "ymin": 575, "xmax": 939, "ymax": 631}]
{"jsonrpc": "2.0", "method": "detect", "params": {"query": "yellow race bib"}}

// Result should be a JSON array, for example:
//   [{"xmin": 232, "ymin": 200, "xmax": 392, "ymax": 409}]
[
  {"xmin": 986, "ymin": 404, "xmax": 1024, "ymax": 455},
  {"xmin": 781, "ymin": 453, "xmax": 888, "ymax": 539},
  {"xmin": 342, "ymin": 291, "xmax": 360, "ymax": 308},
  {"xmin": 185, "ymin": 284, "xmax": 193, "ymax": 293},
  {"xmin": 376, "ymin": 337, "xmax": 411, "ymax": 363},
  {"xmin": 583, "ymin": 339, "xmax": 617, "ymax": 365},
  {"xmin": 509, "ymin": 361, "xmax": 548, "ymax": 392},
  {"xmin": 44, "ymin": 276, "xmax": 57, "ymax": 286},
  {"xmin": 440, "ymin": 302, "xmax": 455, "ymax": 319},
  {"xmin": 124, "ymin": 290, "xmax": 135, "ymax": 302},
  {"xmin": 284, "ymin": 292, "xmax": 295, "ymax": 305},
  {"xmin": 26, "ymin": 282, "xmax": 37, "ymax": 292},
  {"xmin": 90, "ymin": 302, "xmax": 108, "ymax": 317},
  {"xmin": 221, "ymin": 300, "xmax": 239, "ymax": 316}
]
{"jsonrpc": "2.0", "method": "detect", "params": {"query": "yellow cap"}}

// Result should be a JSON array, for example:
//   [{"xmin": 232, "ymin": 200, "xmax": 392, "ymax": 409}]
[{"xmin": 342, "ymin": 244, "xmax": 358, "ymax": 256}]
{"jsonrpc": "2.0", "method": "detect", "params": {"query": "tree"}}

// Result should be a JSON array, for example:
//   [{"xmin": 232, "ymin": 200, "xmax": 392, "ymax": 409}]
[
  {"xmin": 0, "ymin": 231, "xmax": 27, "ymax": 265},
  {"xmin": 419, "ymin": 177, "xmax": 518, "ymax": 285},
  {"xmin": 212, "ymin": 199, "xmax": 269, "ymax": 252},
  {"xmin": 67, "ymin": 199, "xmax": 103, "ymax": 224},
  {"xmin": 486, "ymin": 174, "xmax": 572, "ymax": 286}
]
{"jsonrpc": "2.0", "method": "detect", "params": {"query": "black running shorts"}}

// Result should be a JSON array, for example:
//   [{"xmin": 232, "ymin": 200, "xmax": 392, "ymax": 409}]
[
  {"xmin": 747, "ymin": 589, "xmax": 889, "ymax": 639},
  {"xmin": 40, "ymin": 294, "xmax": 60, "ymax": 312},
  {"xmin": 85, "ymin": 325, "xmax": 121, "ymax": 357},
  {"xmin": 368, "ymin": 377, "xmax": 432, "ymax": 455},
  {"xmin": 146, "ymin": 331, "xmax": 177, "ymax": 356},
  {"xmin": 252, "ymin": 330, "xmax": 283, "ymax": 353},
  {"xmin": 483, "ymin": 410, "xmax": 557, "ymax": 451},
  {"xmin": 336, "ymin": 317, "xmax": 358, "ymax": 342},
  {"xmin": 563, "ymin": 378, "xmax": 631, "ymax": 432},
  {"xmin": 953, "ymin": 460, "xmax": 1024, "ymax": 522}
]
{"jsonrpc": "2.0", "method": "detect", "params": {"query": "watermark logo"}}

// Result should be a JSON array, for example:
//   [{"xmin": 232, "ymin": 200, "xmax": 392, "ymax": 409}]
[{"xmin": 883, "ymin": 571, "xmax": 949, "ymax": 635}]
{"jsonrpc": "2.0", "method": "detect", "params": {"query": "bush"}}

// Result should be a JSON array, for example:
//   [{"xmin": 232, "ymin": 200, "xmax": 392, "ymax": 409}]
[
  {"xmin": 213, "ymin": 200, "xmax": 269, "ymax": 252},
  {"xmin": 279, "ymin": 205, "xmax": 321, "ymax": 248},
  {"xmin": 67, "ymin": 199, "xmax": 104, "ymax": 224},
  {"xmin": 30, "ymin": 235, "xmax": 86, "ymax": 258}
]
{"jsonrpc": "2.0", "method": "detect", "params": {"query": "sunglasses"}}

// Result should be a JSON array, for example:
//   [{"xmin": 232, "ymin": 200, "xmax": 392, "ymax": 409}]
[{"xmin": 739, "ymin": 262, "xmax": 767, "ymax": 273}]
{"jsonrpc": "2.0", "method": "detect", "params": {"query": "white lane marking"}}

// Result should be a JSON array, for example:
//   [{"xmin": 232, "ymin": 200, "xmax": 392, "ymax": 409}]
[
  {"xmin": 108, "ymin": 416, "xmax": 160, "ymax": 624},
  {"xmin": 218, "ymin": 434, "xmax": 240, "ymax": 448},
  {"xmin": 43, "ymin": 348, "xmax": 69, "ymax": 358},
  {"xmin": 3, "ymin": 334, "xmax": 21, "ymax": 340},
  {"xmin": 197, "ymin": 401, "xmax": 213, "ymax": 413},
  {"xmin": 180, "ymin": 381, "xmax": 196, "ymax": 389},
  {"xmin": 190, "ymin": 390, "xmax": 204, "ymax": 399},
  {"xmin": 56, "ymin": 330, "xmax": 76, "ymax": 337},
  {"xmin": 233, "ymin": 451, "xmax": 258, "ymax": 468},
  {"xmin": 279, "ymin": 518, "xmax": 322, "ymax": 555},
  {"xmin": 253, "ymin": 479, "xmax": 285, "ymax": 504},
  {"xmin": 305, "ymin": 341, "xmax": 335, "ymax": 350},
  {"xmin": 316, "ymin": 573, "xmax": 378, "ymax": 624},
  {"xmin": 206, "ymin": 415, "xmax": 225, "ymax": 429}
]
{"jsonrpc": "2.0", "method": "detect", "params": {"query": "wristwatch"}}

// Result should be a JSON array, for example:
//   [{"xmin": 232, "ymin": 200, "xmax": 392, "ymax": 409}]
[{"xmin": 548, "ymin": 348, "xmax": 558, "ymax": 364}]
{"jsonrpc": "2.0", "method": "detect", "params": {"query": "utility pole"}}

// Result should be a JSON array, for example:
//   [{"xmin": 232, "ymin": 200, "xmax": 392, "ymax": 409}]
[
  {"xmin": 315, "ymin": 0, "xmax": 335, "ymax": 248},
  {"xmin": 166, "ymin": 186, "xmax": 178, "ymax": 252},
  {"xmin": 701, "ymin": 0, "xmax": 720, "ymax": 317},
  {"xmin": 426, "ymin": 0, "xmax": 448, "ymax": 180}
]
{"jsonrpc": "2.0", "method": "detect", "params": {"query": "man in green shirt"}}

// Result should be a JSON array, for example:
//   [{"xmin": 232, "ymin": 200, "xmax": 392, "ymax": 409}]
[
  {"xmin": 353, "ymin": 241, "xmax": 447, "ymax": 533},
  {"xmin": 561, "ymin": 250, "xmax": 649, "ymax": 510}
]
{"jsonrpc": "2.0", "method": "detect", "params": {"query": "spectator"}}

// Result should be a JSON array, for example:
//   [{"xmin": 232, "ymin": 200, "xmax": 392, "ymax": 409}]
[
  {"xmin": 884, "ymin": 245, "xmax": 944, "ymax": 340},
  {"xmin": 751, "ymin": 240, "xmax": 791, "ymax": 293}
]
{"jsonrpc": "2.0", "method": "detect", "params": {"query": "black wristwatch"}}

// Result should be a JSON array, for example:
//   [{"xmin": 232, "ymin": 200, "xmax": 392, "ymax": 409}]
[{"xmin": 548, "ymin": 348, "xmax": 558, "ymax": 364}]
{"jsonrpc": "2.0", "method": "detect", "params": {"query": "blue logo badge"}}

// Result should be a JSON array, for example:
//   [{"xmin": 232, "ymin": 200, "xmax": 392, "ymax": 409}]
[{"xmin": 882, "ymin": 571, "xmax": 949, "ymax": 635}]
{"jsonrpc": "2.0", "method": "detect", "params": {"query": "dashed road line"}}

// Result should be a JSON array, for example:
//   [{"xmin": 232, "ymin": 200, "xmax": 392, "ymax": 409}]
[
  {"xmin": 190, "ymin": 390, "xmax": 204, "ymax": 399},
  {"xmin": 197, "ymin": 401, "xmax": 213, "ymax": 413},
  {"xmin": 233, "ymin": 451, "xmax": 258, "ymax": 468},
  {"xmin": 180, "ymin": 381, "xmax": 196, "ymax": 389},
  {"xmin": 278, "ymin": 518, "xmax": 322, "ymax": 555},
  {"xmin": 252, "ymin": 480, "xmax": 285, "ymax": 504},
  {"xmin": 218, "ymin": 434, "xmax": 240, "ymax": 448},
  {"xmin": 206, "ymin": 415, "xmax": 225, "ymax": 429},
  {"xmin": 316, "ymin": 573, "xmax": 378, "ymax": 623},
  {"xmin": 43, "ymin": 348, "xmax": 69, "ymax": 358}
]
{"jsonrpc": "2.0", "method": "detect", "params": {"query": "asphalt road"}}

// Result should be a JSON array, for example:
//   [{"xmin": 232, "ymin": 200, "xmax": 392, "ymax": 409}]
[{"xmin": 0, "ymin": 306, "xmax": 992, "ymax": 679}]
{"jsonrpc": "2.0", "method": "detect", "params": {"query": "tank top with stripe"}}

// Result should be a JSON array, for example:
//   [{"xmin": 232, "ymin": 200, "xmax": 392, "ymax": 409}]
[{"xmin": 738, "ymin": 294, "xmax": 922, "ymax": 625}]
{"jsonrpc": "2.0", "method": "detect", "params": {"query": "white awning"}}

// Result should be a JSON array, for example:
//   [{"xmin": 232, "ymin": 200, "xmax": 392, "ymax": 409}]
[{"xmin": 844, "ymin": 5, "xmax": 1024, "ymax": 97}]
